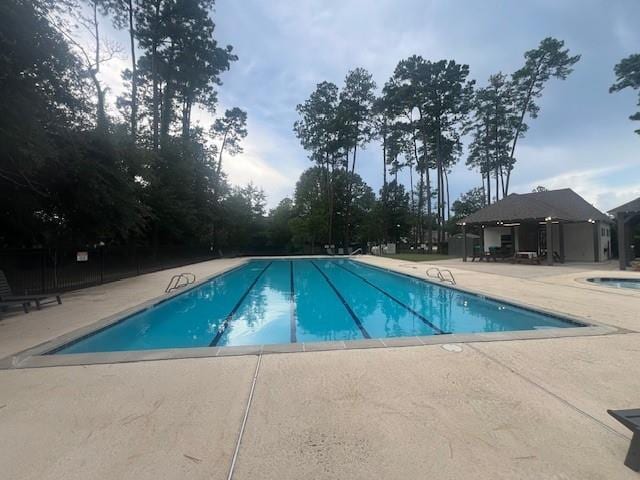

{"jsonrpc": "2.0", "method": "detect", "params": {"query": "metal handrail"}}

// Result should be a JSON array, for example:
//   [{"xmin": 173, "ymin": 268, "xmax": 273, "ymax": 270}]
[
  {"xmin": 425, "ymin": 267, "xmax": 456, "ymax": 285},
  {"xmin": 350, "ymin": 248, "xmax": 363, "ymax": 256},
  {"xmin": 426, "ymin": 268, "xmax": 442, "ymax": 280},
  {"xmin": 439, "ymin": 269, "xmax": 456, "ymax": 285},
  {"xmin": 165, "ymin": 272, "xmax": 196, "ymax": 293}
]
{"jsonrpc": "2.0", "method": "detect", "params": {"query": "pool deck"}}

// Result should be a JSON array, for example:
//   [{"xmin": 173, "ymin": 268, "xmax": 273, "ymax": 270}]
[{"xmin": 1, "ymin": 256, "xmax": 639, "ymax": 479}]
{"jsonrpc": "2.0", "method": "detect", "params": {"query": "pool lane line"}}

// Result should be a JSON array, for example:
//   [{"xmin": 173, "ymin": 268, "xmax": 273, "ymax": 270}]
[
  {"xmin": 335, "ymin": 262, "xmax": 448, "ymax": 335},
  {"xmin": 310, "ymin": 261, "xmax": 371, "ymax": 339},
  {"xmin": 289, "ymin": 261, "xmax": 297, "ymax": 343},
  {"xmin": 209, "ymin": 261, "xmax": 273, "ymax": 347}
]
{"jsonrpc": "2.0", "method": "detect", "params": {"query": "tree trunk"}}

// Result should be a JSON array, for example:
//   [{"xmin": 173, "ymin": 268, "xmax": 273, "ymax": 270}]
[
  {"xmin": 211, "ymin": 130, "xmax": 228, "ymax": 205},
  {"xmin": 151, "ymin": 0, "xmax": 161, "ymax": 151},
  {"xmin": 382, "ymin": 131, "xmax": 387, "ymax": 242},
  {"xmin": 418, "ymin": 168, "xmax": 425, "ymax": 245},
  {"xmin": 93, "ymin": 76, "xmax": 107, "ymax": 132},
  {"xmin": 409, "ymin": 162, "xmax": 415, "ymax": 244},
  {"xmin": 90, "ymin": 2, "xmax": 107, "ymax": 132},
  {"xmin": 506, "ymin": 58, "xmax": 545, "ymax": 195},
  {"xmin": 328, "ymin": 160, "xmax": 334, "ymax": 246},
  {"xmin": 486, "ymin": 171, "xmax": 491, "ymax": 205},
  {"xmin": 412, "ymin": 137, "xmax": 422, "ymax": 245},
  {"xmin": 439, "ymin": 162, "xmax": 444, "ymax": 243},
  {"xmin": 160, "ymin": 74, "xmax": 173, "ymax": 147},
  {"xmin": 181, "ymin": 94, "xmax": 192, "ymax": 139},
  {"xmin": 344, "ymin": 139, "xmax": 358, "ymax": 251},
  {"xmin": 93, "ymin": 2, "xmax": 99, "ymax": 72},
  {"xmin": 128, "ymin": 0, "xmax": 137, "ymax": 140},
  {"xmin": 445, "ymin": 168, "xmax": 450, "ymax": 223}
]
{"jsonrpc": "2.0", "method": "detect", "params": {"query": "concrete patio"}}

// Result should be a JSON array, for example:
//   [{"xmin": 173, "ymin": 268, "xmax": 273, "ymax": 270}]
[{"xmin": 1, "ymin": 256, "xmax": 639, "ymax": 479}]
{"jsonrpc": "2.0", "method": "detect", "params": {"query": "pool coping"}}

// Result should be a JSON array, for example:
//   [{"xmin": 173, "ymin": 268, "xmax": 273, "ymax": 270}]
[
  {"xmin": 573, "ymin": 274, "xmax": 640, "ymax": 296},
  {"xmin": 0, "ymin": 256, "xmax": 622, "ymax": 369}
]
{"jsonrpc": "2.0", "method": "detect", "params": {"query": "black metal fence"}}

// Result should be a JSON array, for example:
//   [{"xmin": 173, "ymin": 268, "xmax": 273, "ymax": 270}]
[{"xmin": 0, "ymin": 246, "xmax": 219, "ymax": 294}]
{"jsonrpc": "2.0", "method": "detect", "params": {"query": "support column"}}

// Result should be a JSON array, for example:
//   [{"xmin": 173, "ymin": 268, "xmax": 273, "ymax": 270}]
[
  {"xmin": 626, "ymin": 222, "xmax": 634, "ymax": 266},
  {"xmin": 462, "ymin": 224, "xmax": 467, "ymax": 262},
  {"xmin": 510, "ymin": 226, "xmax": 515, "ymax": 254},
  {"xmin": 618, "ymin": 212, "xmax": 626, "ymax": 270},
  {"xmin": 558, "ymin": 222, "xmax": 565, "ymax": 263},
  {"xmin": 546, "ymin": 219, "xmax": 553, "ymax": 265},
  {"xmin": 480, "ymin": 226, "xmax": 485, "ymax": 254},
  {"xmin": 593, "ymin": 221, "xmax": 600, "ymax": 262}
]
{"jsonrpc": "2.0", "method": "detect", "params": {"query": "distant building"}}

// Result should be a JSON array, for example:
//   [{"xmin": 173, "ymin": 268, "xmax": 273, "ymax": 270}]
[
  {"xmin": 460, "ymin": 188, "xmax": 612, "ymax": 263},
  {"xmin": 608, "ymin": 196, "xmax": 640, "ymax": 270}
]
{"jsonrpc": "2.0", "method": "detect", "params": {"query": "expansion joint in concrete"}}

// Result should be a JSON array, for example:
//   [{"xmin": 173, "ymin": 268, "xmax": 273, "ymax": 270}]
[
  {"xmin": 467, "ymin": 344, "xmax": 630, "ymax": 441},
  {"xmin": 227, "ymin": 354, "xmax": 262, "ymax": 480}
]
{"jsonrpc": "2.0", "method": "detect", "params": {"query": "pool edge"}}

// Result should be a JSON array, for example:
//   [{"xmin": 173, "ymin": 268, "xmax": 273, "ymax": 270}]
[
  {"xmin": 0, "ymin": 324, "xmax": 621, "ymax": 370},
  {"xmin": 0, "ymin": 255, "xmax": 626, "ymax": 370}
]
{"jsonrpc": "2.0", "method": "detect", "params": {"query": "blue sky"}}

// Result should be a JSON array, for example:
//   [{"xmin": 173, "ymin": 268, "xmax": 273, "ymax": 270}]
[{"xmin": 98, "ymin": 0, "xmax": 640, "ymax": 211}]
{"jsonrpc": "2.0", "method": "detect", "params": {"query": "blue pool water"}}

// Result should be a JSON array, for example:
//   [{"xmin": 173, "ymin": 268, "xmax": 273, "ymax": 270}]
[
  {"xmin": 587, "ymin": 277, "xmax": 640, "ymax": 290},
  {"xmin": 53, "ymin": 259, "xmax": 583, "ymax": 354}
]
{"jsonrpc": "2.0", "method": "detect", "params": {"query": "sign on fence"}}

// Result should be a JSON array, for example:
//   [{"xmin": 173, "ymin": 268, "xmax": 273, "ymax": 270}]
[{"xmin": 76, "ymin": 251, "xmax": 89, "ymax": 262}]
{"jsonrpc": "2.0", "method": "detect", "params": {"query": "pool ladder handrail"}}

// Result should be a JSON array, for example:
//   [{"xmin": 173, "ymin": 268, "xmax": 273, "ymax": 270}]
[
  {"xmin": 165, "ymin": 272, "xmax": 196, "ymax": 293},
  {"xmin": 426, "ymin": 267, "xmax": 456, "ymax": 285},
  {"xmin": 350, "ymin": 248, "xmax": 363, "ymax": 256}
]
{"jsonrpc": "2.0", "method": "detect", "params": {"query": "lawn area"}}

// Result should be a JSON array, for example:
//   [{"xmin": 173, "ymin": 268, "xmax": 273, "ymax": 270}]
[{"xmin": 381, "ymin": 253, "xmax": 454, "ymax": 262}]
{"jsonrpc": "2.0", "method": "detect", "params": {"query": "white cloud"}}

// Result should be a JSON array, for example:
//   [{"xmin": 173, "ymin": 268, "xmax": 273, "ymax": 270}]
[
  {"xmin": 189, "ymin": 105, "xmax": 305, "ymax": 208},
  {"xmin": 510, "ymin": 139, "xmax": 640, "ymax": 211},
  {"xmin": 222, "ymin": 126, "xmax": 304, "ymax": 207}
]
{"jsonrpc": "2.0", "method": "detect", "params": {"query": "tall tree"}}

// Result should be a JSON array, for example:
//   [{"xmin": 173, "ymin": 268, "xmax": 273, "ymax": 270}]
[
  {"xmin": 294, "ymin": 81, "xmax": 342, "ymax": 245},
  {"xmin": 339, "ymin": 67, "xmax": 376, "ymax": 249},
  {"xmin": 467, "ymin": 73, "xmax": 516, "ymax": 203},
  {"xmin": 210, "ymin": 107, "xmax": 248, "ymax": 203},
  {"xmin": 420, "ymin": 59, "xmax": 474, "ymax": 244},
  {"xmin": 385, "ymin": 56, "xmax": 473, "ymax": 249},
  {"xmin": 610, "ymin": 53, "xmax": 640, "ymax": 135},
  {"xmin": 290, "ymin": 166, "xmax": 330, "ymax": 252},
  {"xmin": 135, "ymin": 0, "xmax": 163, "ymax": 149},
  {"xmin": 505, "ymin": 37, "xmax": 580, "ymax": 194},
  {"xmin": 95, "ymin": 0, "xmax": 140, "ymax": 138}
]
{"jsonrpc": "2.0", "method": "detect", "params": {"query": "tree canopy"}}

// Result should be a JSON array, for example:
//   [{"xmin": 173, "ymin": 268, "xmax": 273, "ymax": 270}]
[
  {"xmin": 610, "ymin": 53, "xmax": 640, "ymax": 135},
  {"xmin": 1, "ymin": 3, "xmax": 589, "ymax": 256}
]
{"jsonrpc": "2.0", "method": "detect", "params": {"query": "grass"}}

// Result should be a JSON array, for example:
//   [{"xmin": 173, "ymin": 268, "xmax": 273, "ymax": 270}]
[{"xmin": 382, "ymin": 253, "xmax": 454, "ymax": 262}]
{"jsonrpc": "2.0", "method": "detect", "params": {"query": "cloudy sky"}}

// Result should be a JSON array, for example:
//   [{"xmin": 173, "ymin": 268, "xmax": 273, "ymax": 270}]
[{"xmin": 98, "ymin": 0, "xmax": 639, "ymax": 211}]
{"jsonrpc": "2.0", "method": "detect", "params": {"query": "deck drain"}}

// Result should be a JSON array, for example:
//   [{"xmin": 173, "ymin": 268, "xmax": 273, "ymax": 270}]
[{"xmin": 441, "ymin": 344, "xmax": 463, "ymax": 353}]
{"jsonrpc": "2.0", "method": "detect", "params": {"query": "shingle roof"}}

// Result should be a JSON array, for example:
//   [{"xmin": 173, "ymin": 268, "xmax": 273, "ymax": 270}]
[
  {"xmin": 608, "ymin": 196, "xmax": 640, "ymax": 215},
  {"xmin": 461, "ymin": 188, "xmax": 611, "ymax": 224}
]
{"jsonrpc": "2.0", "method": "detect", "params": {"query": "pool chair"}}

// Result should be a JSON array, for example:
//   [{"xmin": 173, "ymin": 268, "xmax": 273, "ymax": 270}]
[
  {"xmin": 608, "ymin": 409, "xmax": 640, "ymax": 472},
  {"xmin": 0, "ymin": 299, "xmax": 30, "ymax": 314},
  {"xmin": 0, "ymin": 270, "xmax": 62, "ymax": 310}
]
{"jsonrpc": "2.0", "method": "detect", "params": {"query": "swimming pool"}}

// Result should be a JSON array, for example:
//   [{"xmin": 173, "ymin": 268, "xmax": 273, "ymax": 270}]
[
  {"xmin": 587, "ymin": 277, "xmax": 640, "ymax": 290},
  {"xmin": 49, "ymin": 259, "xmax": 584, "ymax": 354}
]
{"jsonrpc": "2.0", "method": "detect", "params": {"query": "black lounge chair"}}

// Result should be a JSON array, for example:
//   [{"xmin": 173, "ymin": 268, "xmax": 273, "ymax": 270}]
[
  {"xmin": 0, "ymin": 270, "xmax": 62, "ymax": 310},
  {"xmin": 608, "ymin": 408, "xmax": 640, "ymax": 471},
  {"xmin": 0, "ymin": 299, "xmax": 30, "ymax": 314}
]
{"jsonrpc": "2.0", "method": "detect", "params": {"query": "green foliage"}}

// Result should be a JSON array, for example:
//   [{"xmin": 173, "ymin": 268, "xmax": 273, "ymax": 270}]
[
  {"xmin": 0, "ymin": 0, "xmax": 255, "ymax": 252},
  {"xmin": 451, "ymin": 188, "xmax": 486, "ymax": 221},
  {"xmin": 610, "ymin": 54, "xmax": 640, "ymax": 134},
  {"xmin": 446, "ymin": 187, "xmax": 486, "ymax": 234},
  {"xmin": 267, "ymin": 198, "xmax": 295, "ymax": 249},
  {"xmin": 467, "ymin": 37, "xmax": 580, "ymax": 202},
  {"xmin": 466, "ymin": 73, "xmax": 517, "ymax": 203},
  {"xmin": 0, "ymin": 2, "xmax": 589, "ymax": 259}
]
